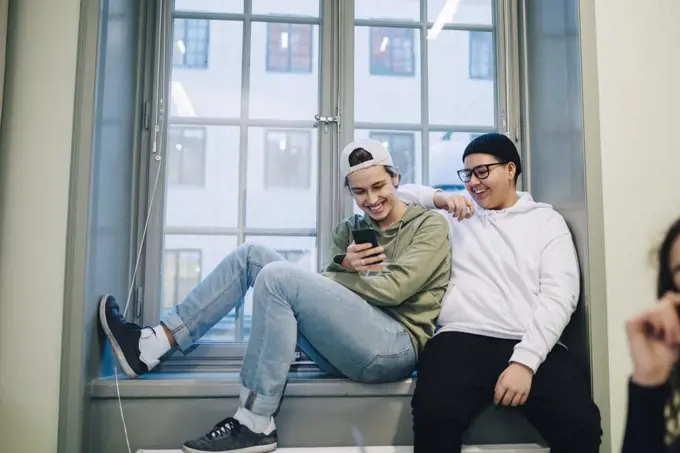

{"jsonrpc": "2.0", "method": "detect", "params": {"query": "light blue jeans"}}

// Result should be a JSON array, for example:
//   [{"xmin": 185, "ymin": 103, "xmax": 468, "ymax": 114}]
[{"xmin": 161, "ymin": 244, "xmax": 417, "ymax": 416}]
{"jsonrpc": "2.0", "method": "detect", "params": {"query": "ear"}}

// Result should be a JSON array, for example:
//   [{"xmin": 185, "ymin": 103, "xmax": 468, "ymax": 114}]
[
  {"xmin": 392, "ymin": 171, "xmax": 401, "ymax": 188},
  {"xmin": 507, "ymin": 162, "xmax": 516, "ymax": 181}
]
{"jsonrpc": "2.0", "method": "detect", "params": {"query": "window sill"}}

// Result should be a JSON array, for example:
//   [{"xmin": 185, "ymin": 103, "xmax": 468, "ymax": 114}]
[{"xmin": 90, "ymin": 371, "xmax": 416, "ymax": 399}]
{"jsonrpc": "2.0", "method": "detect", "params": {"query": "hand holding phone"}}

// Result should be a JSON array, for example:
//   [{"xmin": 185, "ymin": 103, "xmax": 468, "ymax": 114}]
[{"xmin": 343, "ymin": 231, "xmax": 385, "ymax": 272}]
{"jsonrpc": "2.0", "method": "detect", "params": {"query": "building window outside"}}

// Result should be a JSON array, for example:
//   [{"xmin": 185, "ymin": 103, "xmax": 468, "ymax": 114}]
[
  {"xmin": 173, "ymin": 19, "xmax": 210, "ymax": 69},
  {"xmin": 369, "ymin": 132, "xmax": 416, "ymax": 184},
  {"xmin": 469, "ymin": 31, "xmax": 493, "ymax": 80},
  {"xmin": 264, "ymin": 130, "xmax": 312, "ymax": 189},
  {"xmin": 370, "ymin": 27, "xmax": 416, "ymax": 77},
  {"xmin": 163, "ymin": 249, "xmax": 202, "ymax": 311},
  {"xmin": 167, "ymin": 127, "xmax": 207, "ymax": 187},
  {"xmin": 266, "ymin": 23, "xmax": 313, "ymax": 73}
]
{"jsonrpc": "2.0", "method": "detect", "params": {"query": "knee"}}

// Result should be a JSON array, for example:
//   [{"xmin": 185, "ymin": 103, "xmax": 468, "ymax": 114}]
[
  {"xmin": 236, "ymin": 243, "xmax": 273, "ymax": 261},
  {"xmin": 253, "ymin": 261, "xmax": 301, "ymax": 297},
  {"xmin": 258, "ymin": 260, "xmax": 299, "ymax": 281}
]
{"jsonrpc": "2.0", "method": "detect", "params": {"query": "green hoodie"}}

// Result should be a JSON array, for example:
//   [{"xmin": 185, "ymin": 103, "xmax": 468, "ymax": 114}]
[{"xmin": 322, "ymin": 205, "xmax": 451, "ymax": 355}]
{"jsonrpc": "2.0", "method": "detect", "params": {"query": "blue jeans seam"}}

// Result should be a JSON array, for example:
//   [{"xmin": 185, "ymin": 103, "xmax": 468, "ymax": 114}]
[
  {"xmin": 357, "ymin": 339, "xmax": 413, "ymax": 370},
  {"xmin": 245, "ymin": 269, "xmax": 277, "ymax": 398}
]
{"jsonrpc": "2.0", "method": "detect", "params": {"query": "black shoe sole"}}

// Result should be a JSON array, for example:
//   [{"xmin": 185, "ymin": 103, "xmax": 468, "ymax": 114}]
[{"xmin": 99, "ymin": 294, "xmax": 138, "ymax": 379}]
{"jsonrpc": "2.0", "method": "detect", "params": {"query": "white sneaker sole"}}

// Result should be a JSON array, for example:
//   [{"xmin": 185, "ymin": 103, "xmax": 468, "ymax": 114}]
[
  {"xmin": 99, "ymin": 294, "xmax": 138, "ymax": 378},
  {"xmin": 182, "ymin": 442, "xmax": 277, "ymax": 453}
]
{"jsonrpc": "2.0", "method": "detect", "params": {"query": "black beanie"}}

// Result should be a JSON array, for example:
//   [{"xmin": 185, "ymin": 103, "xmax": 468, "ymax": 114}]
[{"xmin": 462, "ymin": 133, "xmax": 522, "ymax": 177}]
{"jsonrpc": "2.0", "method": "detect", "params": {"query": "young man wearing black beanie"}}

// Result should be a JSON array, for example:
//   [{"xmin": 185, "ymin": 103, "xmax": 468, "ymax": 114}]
[{"xmin": 399, "ymin": 133, "xmax": 602, "ymax": 452}]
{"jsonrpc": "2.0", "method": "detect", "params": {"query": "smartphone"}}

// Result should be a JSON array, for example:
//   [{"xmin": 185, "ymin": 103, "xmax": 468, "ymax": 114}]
[{"xmin": 352, "ymin": 227, "xmax": 383, "ymax": 264}]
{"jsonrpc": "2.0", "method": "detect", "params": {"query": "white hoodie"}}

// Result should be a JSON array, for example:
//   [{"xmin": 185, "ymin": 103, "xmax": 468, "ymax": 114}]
[{"xmin": 398, "ymin": 184, "xmax": 580, "ymax": 373}]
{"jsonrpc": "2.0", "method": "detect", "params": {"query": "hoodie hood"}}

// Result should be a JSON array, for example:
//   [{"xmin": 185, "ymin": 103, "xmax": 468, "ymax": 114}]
[
  {"xmin": 361, "ymin": 204, "xmax": 429, "ymax": 229},
  {"xmin": 360, "ymin": 204, "xmax": 430, "ymax": 253}
]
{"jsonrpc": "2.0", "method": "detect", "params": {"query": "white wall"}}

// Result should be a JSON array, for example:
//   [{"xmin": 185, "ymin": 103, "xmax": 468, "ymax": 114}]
[
  {"xmin": 587, "ymin": 0, "xmax": 680, "ymax": 450},
  {"xmin": 0, "ymin": 0, "xmax": 80, "ymax": 451}
]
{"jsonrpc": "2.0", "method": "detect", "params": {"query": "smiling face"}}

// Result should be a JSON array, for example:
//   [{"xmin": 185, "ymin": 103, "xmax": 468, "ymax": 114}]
[
  {"xmin": 346, "ymin": 165, "xmax": 402, "ymax": 226},
  {"xmin": 461, "ymin": 153, "xmax": 518, "ymax": 210}
]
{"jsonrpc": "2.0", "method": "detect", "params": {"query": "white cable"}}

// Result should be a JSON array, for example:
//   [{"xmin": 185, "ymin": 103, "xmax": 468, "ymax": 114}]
[{"xmin": 114, "ymin": 156, "xmax": 163, "ymax": 453}]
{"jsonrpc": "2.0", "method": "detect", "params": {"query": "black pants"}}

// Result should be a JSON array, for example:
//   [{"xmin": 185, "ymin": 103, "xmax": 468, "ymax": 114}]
[{"xmin": 411, "ymin": 332, "xmax": 602, "ymax": 453}]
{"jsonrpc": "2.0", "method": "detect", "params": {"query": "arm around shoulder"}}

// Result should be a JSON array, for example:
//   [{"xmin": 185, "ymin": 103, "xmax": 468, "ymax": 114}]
[{"xmin": 398, "ymin": 184, "xmax": 440, "ymax": 210}]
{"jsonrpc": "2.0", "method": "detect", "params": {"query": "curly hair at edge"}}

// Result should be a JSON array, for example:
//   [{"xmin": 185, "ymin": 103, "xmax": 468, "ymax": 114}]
[{"xmin": 658, "ymin": 218, "xmax": 680, "ymax": 445}]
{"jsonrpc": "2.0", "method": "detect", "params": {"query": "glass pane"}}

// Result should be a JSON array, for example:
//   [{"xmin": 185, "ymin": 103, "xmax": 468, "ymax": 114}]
[
  {"xmin": 246, "ymin": 128, "xmax": 318, "ymax": 228},
  {"xmin": 352, "ymin": 130, "xmax": 421, "ymax": 215},
  {"xmin": 355, "ymin": 26, "xmax": 421, "ymax": 124},
  {"xmin": 161, "ymin": 235, "xmax": 238, "ymax": 338},
  {"xmin": 428, "ymin": 30, "xmax": 495, "ymax": 126},
  {"xmin": 162, "ymin": 251, "xmax": 178, "ymax": 311},
  {"xmin": 174, "ymin": 0, "xmax": 243, "ymax": 14},
  {"xmin": 355, "ymin": 0, "xmax": 420, "ymax": 21},
  {"xmin": 249, "ymin": 22, "xmax": 320, "ymax": 120},
  {"xmin": 429, "ymin": 131, "xmax": 483, "ymax": 189},
  {"xmin": 427, "ymin": 0, "xmax": 493, "ymax": 26},
  {"xmin": 252, "ymin": 0, "xmax": 319, "ymax": 17},
  {"xmin": 164, "ymin": 126, "xmax": 240, "ymax": 228},
  {"xmin": 242, "ymin": 236, "xmax": 318, "ymax": 341},
  {"xmin": 171, "ymin": 19, "xmax": 243, "ymax": 119}
]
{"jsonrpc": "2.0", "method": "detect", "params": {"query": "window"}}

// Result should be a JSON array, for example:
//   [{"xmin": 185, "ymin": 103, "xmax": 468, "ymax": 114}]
[
  {"xmin": 266, "ymin": 23, "xmax": 313, "ymax": 73},
  {"xmin": 136, "ymin": 0, "xmax": 507, "ymax": 370},
  {"xmin": 167, "ymin": 127, "xmax": 207, "ymax": 186},
  {"xmin": 369, "ymin": 132, "xmax": 416, "ymax": 184},
  {"xmin": 173, "ymin": 19, "xmax": 210, "ymax": 69},
  {"xmin": 370, "ymin": 27, "xmax": 415, "ymax": 76},
  {"xmin": 264, "ymin": 130, "xmax": 311, "ymax": 189},
  {"xmin": 162, "ymin": 249, "xmax": 202, "ymax": 310},
  {"xmin": 469, "ymin": 31, "xmax": 493, "ymax": 80}
]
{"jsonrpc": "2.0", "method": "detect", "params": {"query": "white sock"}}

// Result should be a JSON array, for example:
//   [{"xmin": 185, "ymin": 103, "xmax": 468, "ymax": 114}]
[
  {"xmin": 234, "ymin": 406, "xmax": 275, "ymax": 434},
  {"xmin": 138, "ymin": 325, "xmax": 171, "ymax": 370}
]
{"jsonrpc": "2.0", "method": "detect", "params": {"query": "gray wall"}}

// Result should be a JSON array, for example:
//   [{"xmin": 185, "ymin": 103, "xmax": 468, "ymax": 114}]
[{"xmin": 522, "ymin": 0, "xmax": 591, "ymax": 376}]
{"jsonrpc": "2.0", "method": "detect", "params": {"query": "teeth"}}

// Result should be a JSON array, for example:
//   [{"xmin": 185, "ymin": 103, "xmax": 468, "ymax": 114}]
[
  {"xmin": 370, "ymin": 203, "xmax": 383, "ymax": 211},
  {"xmin": 474, "ymin": 188, "xmax": 486, "ymax": 194}
]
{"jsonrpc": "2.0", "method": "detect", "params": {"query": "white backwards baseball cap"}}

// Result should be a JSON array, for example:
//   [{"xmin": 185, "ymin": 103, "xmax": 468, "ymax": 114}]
[{"xmin": 340, "ymin": 138, "xmax": 394, "ymax": 179}]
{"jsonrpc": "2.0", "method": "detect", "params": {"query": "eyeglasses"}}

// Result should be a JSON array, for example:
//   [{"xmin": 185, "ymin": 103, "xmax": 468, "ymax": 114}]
[{"xmin": 457, "ymin": 162, "xmax": 508, "ymax": 183}]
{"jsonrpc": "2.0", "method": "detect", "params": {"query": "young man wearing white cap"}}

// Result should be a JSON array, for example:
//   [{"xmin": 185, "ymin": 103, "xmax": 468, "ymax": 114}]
[{"xmin": 98, "ymin": 139, "xmax": 451, "ymax": 453}]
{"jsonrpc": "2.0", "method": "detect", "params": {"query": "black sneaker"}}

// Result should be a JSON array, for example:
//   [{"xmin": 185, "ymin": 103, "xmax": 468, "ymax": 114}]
[
  {"xmin": 182, "ymin": 417, "xmax": 278, "ymax": 453},
  {"xmin": 98, "ymin": 294, "xmax": 149, "ymax": 378}
]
